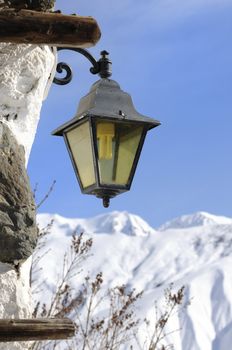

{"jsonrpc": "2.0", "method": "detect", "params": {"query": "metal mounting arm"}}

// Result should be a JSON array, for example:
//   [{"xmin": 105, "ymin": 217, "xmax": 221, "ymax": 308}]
[{"xmin": 53, "ymin": 48, "xmax": 112, "ymax": 86}]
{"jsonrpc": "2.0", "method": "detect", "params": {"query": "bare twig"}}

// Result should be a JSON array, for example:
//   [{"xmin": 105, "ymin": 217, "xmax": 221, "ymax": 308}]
[{"xmin": 36, "ymin": 180, "xmax": 56, "ymax": 209}]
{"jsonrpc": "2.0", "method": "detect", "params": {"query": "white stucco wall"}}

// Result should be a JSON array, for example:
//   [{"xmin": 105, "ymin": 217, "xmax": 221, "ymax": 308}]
[
  {"xmin": 0, "ymin": 43, "xmax": 56, "ymax": 349},
  {"xmin": 0, "ymin": 43, "xmax": 56, "ymax": 164},
  {"xmin": 0, "ymin": 260, "xmax": 32, "ymax": 349}
]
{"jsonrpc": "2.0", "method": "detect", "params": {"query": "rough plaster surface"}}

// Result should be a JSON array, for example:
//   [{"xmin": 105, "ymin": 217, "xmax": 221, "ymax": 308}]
[
  {"xmin": 0, "ymin": 259, "xmax": 32, "ymax": 349},
  {"xmin": 0, "ymin": 43, "xmax": 56, "ymax": 164}
]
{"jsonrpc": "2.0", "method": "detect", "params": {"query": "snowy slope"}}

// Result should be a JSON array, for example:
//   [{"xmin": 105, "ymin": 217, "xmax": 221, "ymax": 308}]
[{"xmin": 35, "ymin": 211, "xmax": 232, "ymax": 350}]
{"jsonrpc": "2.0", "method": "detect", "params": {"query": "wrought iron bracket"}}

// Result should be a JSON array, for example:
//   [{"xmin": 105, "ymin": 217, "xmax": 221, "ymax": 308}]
[{"xmin": 53, "ymin": 48, "xmax": 112, "ymax": 85}]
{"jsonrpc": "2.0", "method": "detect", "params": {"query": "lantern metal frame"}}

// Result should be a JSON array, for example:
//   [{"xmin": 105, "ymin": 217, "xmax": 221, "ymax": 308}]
[
  {"xmin": 53, "ymin": 49, "xmax": 160, "ymax": 207},
  {"xmin": 57, "ymin": 116, "xmax": 149, "ymax": 208}
]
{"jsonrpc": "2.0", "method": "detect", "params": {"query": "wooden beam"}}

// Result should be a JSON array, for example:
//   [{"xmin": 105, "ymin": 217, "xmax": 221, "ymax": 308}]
[
  {"xmin": 0, "ymin": 318, "xmax": 75, "ymax": 342},
  {"xmin": 0, "ymin": 9, "xmax": 101, "ymax": 48}
]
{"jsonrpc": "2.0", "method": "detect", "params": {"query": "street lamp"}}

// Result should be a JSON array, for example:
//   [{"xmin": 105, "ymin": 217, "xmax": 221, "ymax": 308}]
[{"xmin": 53, "ymin": 49, "xmax": 160, "ymax": 208}]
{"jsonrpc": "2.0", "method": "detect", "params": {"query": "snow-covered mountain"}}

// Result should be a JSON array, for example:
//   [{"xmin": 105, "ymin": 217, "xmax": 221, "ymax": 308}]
[
  {"xmin": 35, "ymin": 211, "xmax": 232, "ymax": 350},
  {"xmin": 159, "ymin": 211, "xmax": 232, "ymax": 230}
]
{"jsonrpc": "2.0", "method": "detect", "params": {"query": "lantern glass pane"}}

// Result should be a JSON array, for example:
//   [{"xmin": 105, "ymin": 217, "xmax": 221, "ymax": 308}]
[
  {"xmin": 96, "ymin": 121, "xmax": 143, "ymax": 186},
  {"xmin": 66, "ymin": 121, "xmax": 96, "ymax": 188}
]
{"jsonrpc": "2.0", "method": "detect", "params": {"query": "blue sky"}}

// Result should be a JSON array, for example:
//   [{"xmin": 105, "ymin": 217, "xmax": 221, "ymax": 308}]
[{"xmin": 28, "ymin": 0, "xmax": 232, "ymax": 227}]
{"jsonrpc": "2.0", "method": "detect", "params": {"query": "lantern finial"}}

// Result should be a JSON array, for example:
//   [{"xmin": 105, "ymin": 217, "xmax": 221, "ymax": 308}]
[{"xmin": 103, "ymin": 196, "xmax": 110, "ymax": 208}]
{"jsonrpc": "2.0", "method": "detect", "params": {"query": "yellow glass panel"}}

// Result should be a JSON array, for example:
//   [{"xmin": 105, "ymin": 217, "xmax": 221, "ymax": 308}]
[
  {"xmin": 115, "ymin": 127, "xmax": 143, "ymax": 184},
  {"xmin": 66, "ymin": 122, "xmax": 96, "ymax": 188}
]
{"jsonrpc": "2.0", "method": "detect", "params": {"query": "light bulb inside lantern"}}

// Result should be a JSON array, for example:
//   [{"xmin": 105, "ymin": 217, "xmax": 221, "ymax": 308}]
[{"xmin": 97, "ymin": 122, "xmax": 115, "ymax": 159}]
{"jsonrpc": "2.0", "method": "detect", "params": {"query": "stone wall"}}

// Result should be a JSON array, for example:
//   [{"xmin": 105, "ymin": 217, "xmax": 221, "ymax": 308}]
[{"xmin": 0, "ymin": 123, "xmax": 38, "ymax": 265}]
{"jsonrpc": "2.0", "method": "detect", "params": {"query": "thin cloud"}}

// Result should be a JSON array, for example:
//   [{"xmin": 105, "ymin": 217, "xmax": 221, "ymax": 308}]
[
  {"xmin": 56, "ymin": 0, "xmax": 232, "ymax": 21},
  {"xmin": 111, "ymin": 0, "xmax": 232, "ymax": 30}
]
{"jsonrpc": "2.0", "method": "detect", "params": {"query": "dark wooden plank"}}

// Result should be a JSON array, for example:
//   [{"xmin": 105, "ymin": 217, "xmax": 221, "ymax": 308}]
[
  {"xmin": 0, "ymin": 318, "xmax": 75, "ymax": 342},
  {"xmin": 0, "ymin": 9, "xmax": 101, "ymax": 48}
]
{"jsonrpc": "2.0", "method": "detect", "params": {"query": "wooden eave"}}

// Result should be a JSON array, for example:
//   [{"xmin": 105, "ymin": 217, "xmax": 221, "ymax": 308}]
[
  {"xmin": 0, "ymin": 318, "xmax": 75, "ymax": 342},
  {"xmin": 0, "ymin": 9, "xmax": 101, "ymax": 48}
]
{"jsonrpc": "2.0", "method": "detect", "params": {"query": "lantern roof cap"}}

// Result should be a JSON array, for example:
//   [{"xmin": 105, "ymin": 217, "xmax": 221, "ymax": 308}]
[{"xmin": 52, "ymin": 78, "xmax": 160, "ymax": 136}]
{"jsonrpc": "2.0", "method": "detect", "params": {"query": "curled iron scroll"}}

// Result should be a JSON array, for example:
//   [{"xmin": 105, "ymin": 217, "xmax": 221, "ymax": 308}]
[
  {"xmin": 53, "ymin": 47, "xmax": 100, "ymax": 86},
  {"xmin": 53, "ymin": 62, "xmax": 73, "ymax": 85}
]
